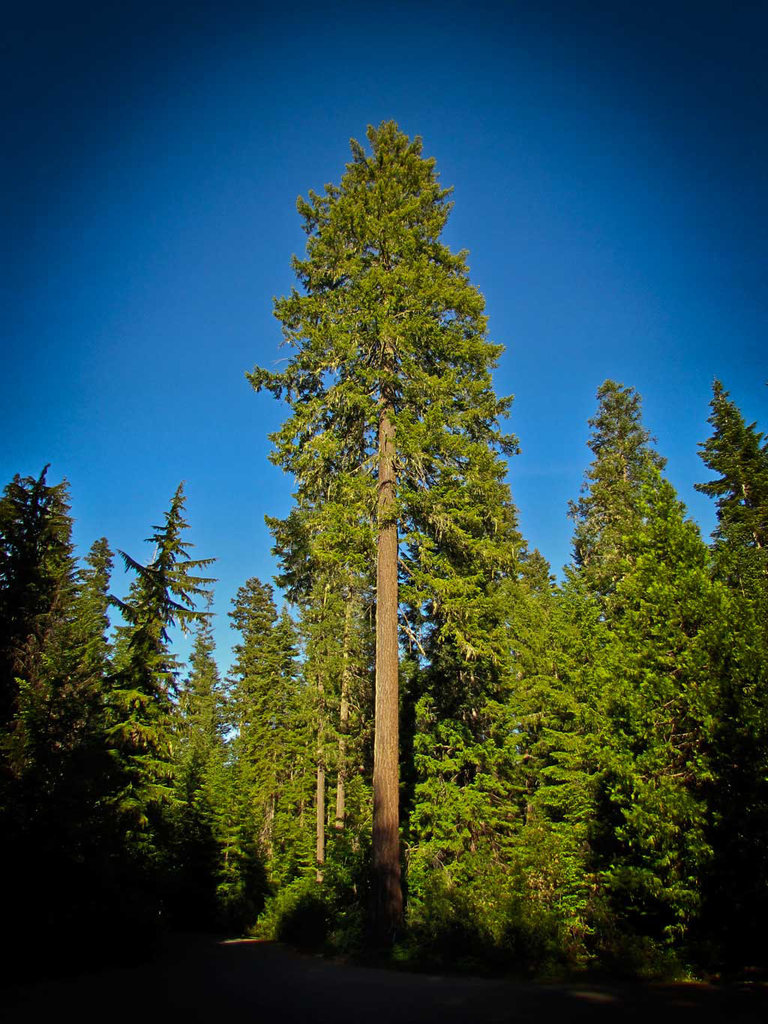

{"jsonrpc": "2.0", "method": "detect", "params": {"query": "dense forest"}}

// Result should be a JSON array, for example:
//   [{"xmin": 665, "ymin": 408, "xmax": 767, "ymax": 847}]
[{"xmin": 2, "ymin": 123, "xmax": 766, "ymax": 980}]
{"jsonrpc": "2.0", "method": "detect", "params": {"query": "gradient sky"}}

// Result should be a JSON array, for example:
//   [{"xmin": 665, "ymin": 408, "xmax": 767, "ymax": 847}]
[{"xmin": 3, "ymin": 0, "xmax": 766, "ymax": 667}]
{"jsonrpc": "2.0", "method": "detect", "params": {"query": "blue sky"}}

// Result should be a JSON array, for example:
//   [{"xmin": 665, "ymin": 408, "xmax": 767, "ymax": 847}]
[{"xmin": 3, "ymin": 0, "xmax": 766, "ymax": 667}]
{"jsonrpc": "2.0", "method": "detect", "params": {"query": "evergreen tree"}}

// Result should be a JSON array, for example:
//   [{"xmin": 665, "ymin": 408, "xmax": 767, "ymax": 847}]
[
  {"xmin": 404, "ymin": 489, "xmax": 522, "ymax": 939},
  {"xmin": 569, "ymin": 380, "xmax": 666, "ymax": 609},
  {"xmin": 249, "ymin": 121, "xmax": 517, "ymax": 936},
  {"xmin": 0, "ymin": 468, "xmax": 82, "ymax": 813},
  {"xmin": 295, "ymin": 576, "xmax": 375, "ymax": 903},
  {"xmin": 267, "ymin": 483, "xmax": 376, "ymax": 891},
  {"xmin": 695, "ymin": 379, "xmax": 768, "ymax": 600},
  {"xmin": 567, "ymin": 384, "xmax": 737, "ymax": 960},
  {"xmin": 0, "ymin": 472, "xmax": 116, "ymax": 950},
  {"xmin": 502, "ymin": 555, "xmax": 604, "ymax": 965},
  {"xmin": 77, "ymin": 537, "xmax": 114, "ymax": 679},
  {"xmin": 228, "ymin": 578, "xmax": 311, "ymax": 893},
  {"xmin": 695, "ymin": 381, "xmax": 768, "ymax": 963},
  {"xmin": 0, "ymin": 466, "xmax": 75, "ymax": 732},
  {"xmin": 595, "ymin": 475, "xmax": 726, "ymax": 948},
  {"xmin": 171, "ymin": 605, "xmax": 228, "ymax": 927},
  {"xmin": 178, "ymin": 604, "xmax": 224, "ymax": 769},
  {"xmin": 108, "ymin": 483, "xmax": 214, "ymax": 898}
]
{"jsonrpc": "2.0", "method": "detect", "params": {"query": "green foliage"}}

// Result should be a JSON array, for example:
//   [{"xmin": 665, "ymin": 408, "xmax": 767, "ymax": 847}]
[
  {"xmin": 109, "ymin": 483, "xmax": 215, "ymax": 831},
  {"xmin": 3, "ymin": 167, "xmax": 768, "ymax": 982},
  {"xmin": 0, "ymin": 471, "xmax": 123, "ymax": 959},
  {"xmin": 250, "ymin": 119, "xmax": 519, "ymax": 673},
  {"xmin": 251, "ymin": 121, "xmax": 522, "ymax": 937},
  {"xmin": 0, "ymin": 466, "xmax": 77, "ymax": 731},
  {"xmin": 404, "ymin": 849, "xmax": 594, "ymax": 976},
  {"xmin": 228, "ymin": 577, "xmax": 313, "ymax": 890},
  {"xmin": 77, "ymin": 537, "xmax": 114, "ymax": 677},
  {"xmin": 595, "ymin": 475, "xmax": 725, "ymax": 943},
  {"xmin": 559, "ymin": 382, "xmax": 752, "ymax": 964},
  {"xmin": 696, "ymin": 380, "xmax": 768, "ymax": 596},
  {"xmin": 569, "ymin": 380, "xmax": 666, "ymax": 608},
  {"xmin": 694, "ymin": 381, "xmax": 768, "ymax": 963},
  {"xmin": 504, "ymin": 565, "xmax": 605, "ymax": 962},
  {"xmin": 256, "ymin": 875, "xmax": 331, "ymax": 947},
  {"xmin": 95, "ymin": 483, "xmax": 217, "ymax": 937},
  {"xmin": 168, "ymin": 608, "xmax": 231, "ymax": 928},
  {"xmin": 250, "ymin": 120, "xmax": 515, "ymax": 495},
  {"xmin": 255, "ymin": 850, "xmax": 369, "ymax": 954}
]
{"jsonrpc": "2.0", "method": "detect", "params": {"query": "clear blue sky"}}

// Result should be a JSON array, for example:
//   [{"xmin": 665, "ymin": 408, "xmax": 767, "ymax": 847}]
[{"xmin": 3, "ymin": 0, "xmax": 766, "ymax": 668}]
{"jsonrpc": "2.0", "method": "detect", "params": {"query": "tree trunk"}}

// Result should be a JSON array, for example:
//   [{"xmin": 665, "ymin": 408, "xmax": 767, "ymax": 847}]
[
  {"xmin": 316, "ymin": 674, "xmax": 325, "ymax": 883},
  {"xmin": 372, "ymin": 401, "xmax": 403, "ymax": 938},
  {"xmin": 262, "ymin": 793, "xmax": 275, "ymax": 861},
  {"xmin": 335, "ymin": 599, "xmax": 352, "ymax": 830}
]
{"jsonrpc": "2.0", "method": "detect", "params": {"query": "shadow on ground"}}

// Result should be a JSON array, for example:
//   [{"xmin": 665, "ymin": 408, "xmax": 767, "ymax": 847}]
[{"xmin": 2, "ymin": 933, "xmax": 766, "ymax": 1022}]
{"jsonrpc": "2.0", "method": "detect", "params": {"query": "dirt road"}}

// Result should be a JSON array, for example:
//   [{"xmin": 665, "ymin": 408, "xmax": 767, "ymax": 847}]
[{"xmin": 3, "ymin": 934, "xmax": 766, "ymax": 1022}]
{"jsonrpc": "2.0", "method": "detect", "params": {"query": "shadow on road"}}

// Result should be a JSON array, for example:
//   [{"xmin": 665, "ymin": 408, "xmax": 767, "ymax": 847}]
[{"xmin": 2, "ymin": 933, "xmax": 766, "ymax": 1022}]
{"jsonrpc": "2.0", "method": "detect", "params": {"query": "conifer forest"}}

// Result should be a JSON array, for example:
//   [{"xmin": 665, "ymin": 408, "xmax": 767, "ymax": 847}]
[{"xmin": 2, "ymin": 123, "xmax": 767, "ymax": 980}]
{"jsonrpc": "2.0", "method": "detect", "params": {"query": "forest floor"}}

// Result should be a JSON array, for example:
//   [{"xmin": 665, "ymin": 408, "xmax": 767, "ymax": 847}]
[{"xmin": 2, "ymin": 932, "xmax": 766, "ymax": 1023}]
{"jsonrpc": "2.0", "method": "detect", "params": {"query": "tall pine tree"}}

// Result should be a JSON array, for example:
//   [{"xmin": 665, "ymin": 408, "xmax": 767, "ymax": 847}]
[
  {"xmin": 0, "ymin": 472, "xmax": 116, "ymax": 950},
  {"xmin": 695, "ymin": 381, "xmax": 768, "ymax": 963},
  {"xmin": 108, "ymin": 483, "xmax": 214, "ymax": 899},
  {"xmin": 595, "ymin": 474, "xmax": 726, "ymax": 948},
  {"xmin": 249, "ymin": 121, "xmax": 517, "ymax": 937},
  {"xmin": 569, "ymin": 380, "xmax": 666, "ymax": 610},
  {"xmin": 0, "ymin": 467, "xmax": 76, "ymax": 734},
  {"xmin": 228, "ymin": 578, "xmax": 310, "ymax": 892},
  {"xmin": 696, "ymin": 380, "xmax": 768, "ymax": 600},
  {"xmin": 171, "ymin": 604, "xmax": 228, "ymax": 927}
]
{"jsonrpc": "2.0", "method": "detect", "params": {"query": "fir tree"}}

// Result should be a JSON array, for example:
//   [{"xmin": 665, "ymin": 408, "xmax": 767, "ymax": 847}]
[
  {"xmin": 595, "ymin": 475, "xmax": 726, "ymax": 946},
  {"xmin": 178, "ymin": 604, "xmax": 224, "ymax": 769},
  {"xmin": 171, "ymin": 605, "xmax": 228, "ymax": 926},
  {"xmin": 695, "ymin": 381, "xmax": 768, "ymax": 962},
  {"xmin": 0, "ymin": 466, "xmax": 76, "ymax": 732},
  {"xmin": 696, "ymin": 379, "xmax": 768, "ymax": 600},
  {"xmin": 77, "ymin": 537, "xmax": 114, "ymax": 679},
  {"xmin": 503, "ymin": 555, "xmax": 603, "ymax": 964},
  {"xmin": 0, "ymin": 471, "xmax": 116, "ymax": 948},
  {"xmin": 0, "ymin": 468, "xmax": 84, "ymax": 804},
  {"xmin": 108, "ymin": 484, "xmax": 214, "ymax": 870},
  {"xmin": 249, "ymin": 122, "xmax": 517, "ymax": 936},
  {"xmin": 405, "ymin": 491, "xmax": 522, "ymax": 932},
  {"xmin": 267, "ymin": 457, "xmax": 377, "ymax": 897},
  {"xmin": 228, "ymin": 578, "xmax": 311, "ymax": 892},
  {"xmin": 567, "ymin": 385, "xmax": 736, "ymax": 957},
  {"xmin": 569, "ymin": 380, "xmax": 666, "ymax": 609}
]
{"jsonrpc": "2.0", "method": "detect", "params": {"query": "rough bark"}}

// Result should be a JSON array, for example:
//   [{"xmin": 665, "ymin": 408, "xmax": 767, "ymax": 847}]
[
  {"xmin": 335, "ymin": 600, "xmax": 352, "ymax": 830},
  {"xmin": 372, "ymin": 401, "xmax": 403, "ymax": 938},
  {"xmin": 262, "ymin": 794, "xmax": 275, "ymax": 861},
  {"xmin": 316, "ymin": 674, "xmax": 325, "ymax": 883}
]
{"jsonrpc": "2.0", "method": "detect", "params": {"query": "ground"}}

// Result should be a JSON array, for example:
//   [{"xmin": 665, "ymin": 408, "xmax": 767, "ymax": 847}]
[{"xmin": 2, "ymin": 933, "xmax": 766, "ymax": 1022}]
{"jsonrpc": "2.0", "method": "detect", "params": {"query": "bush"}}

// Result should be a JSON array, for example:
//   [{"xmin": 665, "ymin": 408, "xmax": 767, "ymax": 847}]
[{"xmin": 256, "ymin": 876, "xmax": 329, "ymax": 948}]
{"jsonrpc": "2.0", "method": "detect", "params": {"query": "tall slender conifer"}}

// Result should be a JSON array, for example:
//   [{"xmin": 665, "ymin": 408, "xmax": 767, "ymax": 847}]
[{"xmin": 250, "ymin": 122, "xmax": 516, "ymax": 937}]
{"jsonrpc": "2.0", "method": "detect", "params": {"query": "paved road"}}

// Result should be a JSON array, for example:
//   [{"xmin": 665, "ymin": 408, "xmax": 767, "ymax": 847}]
[{"xmin": 3, "ymin": 934, "xmax": 766, "ymax": 1022}]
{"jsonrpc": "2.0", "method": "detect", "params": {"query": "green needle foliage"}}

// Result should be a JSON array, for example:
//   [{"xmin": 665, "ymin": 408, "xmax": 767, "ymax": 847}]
[
  {"xmin": 77, "ymin": 537, "xmax": 114, "ymax": 680},
  {"xmin": 595, "ymin": 474, "xmax": 726, "ymax": 948},
  {"xmin": 0, "ymin": 467, "xmax": 77, "ymax": 733},
  {"xmin": 108, "ymin": 483, "xmax": 214, "ymax": 882},
  {"xmin": 170, "ymin": 605, "xmax": 229, "ymax": 928},
  {"xmin": 0, "ymin": 471, "xmax": 118, "ymax": 954},
  {"xmin": 249, "ymin": 120, "xmax": 518, "ymax": 937},
  {"xmin": 3, "ymin": 147, "xmax": 768, "ymax": 979},
  {"xmin": 502, "ymin": 555, "xmax": 604, "ymax": 967},
  {"xmin": 569, "ymin": 380, "xmax": 666, "ymax": 610},
  {"xmin": 696, "ymin": 379, "xmax": 768, "ymax": 602},
  {"xmin": 695, "ymin": 381, "xmax": 768, "ymax": 963},
  {"xmin": 228, "ymin": 578, "xmax": 311, "ymax": 892}
]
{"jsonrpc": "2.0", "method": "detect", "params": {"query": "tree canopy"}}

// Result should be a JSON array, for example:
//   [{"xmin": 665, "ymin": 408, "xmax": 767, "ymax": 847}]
[{"xmin": 1, "ymin": 128, "xmax": 766, "ymax": 980}]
